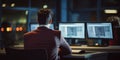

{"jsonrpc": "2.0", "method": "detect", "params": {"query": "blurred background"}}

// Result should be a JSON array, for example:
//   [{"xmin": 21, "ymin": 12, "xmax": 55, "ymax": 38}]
[{"xmin": 0, "ymin": 0, "xmax": 120, "ymax": 47}]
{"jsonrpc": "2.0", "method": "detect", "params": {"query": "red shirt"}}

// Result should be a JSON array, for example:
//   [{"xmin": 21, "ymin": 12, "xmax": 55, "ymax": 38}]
[{"xmin": 24, "ymin": 26, "xmax": 72, "ymax": 60}]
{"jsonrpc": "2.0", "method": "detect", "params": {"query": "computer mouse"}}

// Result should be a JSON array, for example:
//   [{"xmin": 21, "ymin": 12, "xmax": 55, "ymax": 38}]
[{"xmin": 78, "ymin": 50, "xmax": 86, "ymax": 54}]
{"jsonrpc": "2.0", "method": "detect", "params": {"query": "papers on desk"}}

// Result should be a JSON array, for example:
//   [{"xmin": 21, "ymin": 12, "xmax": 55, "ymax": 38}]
[{"xmin": 72, "ymin": 50, "xmax": 81, "ymax": 54}]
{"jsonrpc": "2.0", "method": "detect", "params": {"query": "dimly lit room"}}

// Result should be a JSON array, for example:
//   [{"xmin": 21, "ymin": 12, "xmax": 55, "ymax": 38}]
[{"xmin": 0, "ymin": 0, "xmax": 120, "ymax": 60}]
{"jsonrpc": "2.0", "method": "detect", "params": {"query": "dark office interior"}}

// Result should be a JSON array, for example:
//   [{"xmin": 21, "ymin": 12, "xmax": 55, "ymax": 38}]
[{"xmin": 0, "ymin": 0, "xmax": 120, "ymax": 60}]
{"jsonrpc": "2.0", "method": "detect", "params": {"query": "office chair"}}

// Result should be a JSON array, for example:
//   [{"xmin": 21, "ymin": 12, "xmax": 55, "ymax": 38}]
[{"xmin": 6, "ymin": 48, "xmax": 48, "ymax": 60}]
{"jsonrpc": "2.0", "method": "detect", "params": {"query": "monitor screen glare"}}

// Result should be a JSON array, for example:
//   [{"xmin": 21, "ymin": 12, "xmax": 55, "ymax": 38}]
[
  {"xmin": 87, "ymin": 23, "xmax": 113, "ymax": 39},
  {"xmin": 59, "ymin": 23, "xmax": 85, "ymax": 39}
]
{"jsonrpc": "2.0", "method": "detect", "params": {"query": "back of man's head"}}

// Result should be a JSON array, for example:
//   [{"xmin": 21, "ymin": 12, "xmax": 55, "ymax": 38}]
[{"xmin": 37, "ymin": 8, "xmax": 53, "ymax": 25}]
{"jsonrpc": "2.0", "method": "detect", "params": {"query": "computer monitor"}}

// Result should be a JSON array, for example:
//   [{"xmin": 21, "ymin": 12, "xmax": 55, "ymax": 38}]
[
  {"xmin": 86, "ymin": 22, "xmax": 113, "ymax": 39},
  {"xmin": 59, "ymin": 23, "xmax": 85, "ymax": 39},
  {"xmin": 30, "ymin": 23, "xmax": 54, "ymax": 31}
]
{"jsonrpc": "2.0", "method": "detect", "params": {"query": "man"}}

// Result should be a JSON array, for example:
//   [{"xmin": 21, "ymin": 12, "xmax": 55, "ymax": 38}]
[
  {"xmin": 106, "ymin": 16, "xmax": 120, "ymax": 45},
  {"xmin": 24, "ymin": 8, "xmax": 72, "ymax": 60}
]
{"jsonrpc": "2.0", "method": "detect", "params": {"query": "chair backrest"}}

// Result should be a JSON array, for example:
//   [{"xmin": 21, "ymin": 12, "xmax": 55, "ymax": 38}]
[
  {"xmin": 24, "ymin": 49, "xmax": 48, "ymax": 60},
  {"xmin": 6, "ymin": 48, "xmax": 48, "ymax": 60}
]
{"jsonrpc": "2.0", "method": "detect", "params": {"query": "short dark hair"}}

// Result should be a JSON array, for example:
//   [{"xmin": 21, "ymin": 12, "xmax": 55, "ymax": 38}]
[{"xmin": 37, "ymin": 8, "xmax": 53, "ymax": 25}]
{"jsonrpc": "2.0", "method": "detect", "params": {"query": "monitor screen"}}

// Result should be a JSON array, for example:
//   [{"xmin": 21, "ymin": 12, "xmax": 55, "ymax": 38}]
[
  {"xmin": 86, "ymin": 22, "xmax": 113, "ymax": 39},
  {"xmin": 59, "ymin": 23, "xmax": 85, "ymax": 39},
  {"xmin": 30, "ymin": 24, "xmax": 54, "ymax": 31}
]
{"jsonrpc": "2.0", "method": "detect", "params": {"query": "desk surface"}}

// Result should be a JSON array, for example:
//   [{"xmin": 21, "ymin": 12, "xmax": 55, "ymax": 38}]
[
  {"xmin": 13, "ymin": 45, "xmax": 120, "ymax": 48},
  {"xmin": 71, "ymin": 45, "xmax": 120, "ymax": 49},
  {"xmin": 13, "ymin": 45, "xmax": 120, "ymax": 51},
  {"xmin": 71, "ymin": 45, "xmax": 120, "ymax": 52},
  {"xmin": 1, "ymin": 45, "xmax": 120, "ymax": 53},
  {"xmin": 13, "ymin": 44, "xmax": 120, "ymax": 48},
  {"xmin": 63, "ymin": 52, "xmax": 108, "ymax": 60}
]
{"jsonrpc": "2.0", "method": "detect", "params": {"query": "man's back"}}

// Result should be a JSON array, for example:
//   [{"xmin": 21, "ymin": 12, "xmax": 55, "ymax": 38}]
[
  {"xmin": 24, "ymin": 26, "xmax": 68, "ymax": 60},
  {"xmin": 24, "ymin": 8, "xmax": 72, "ymax": 60}
]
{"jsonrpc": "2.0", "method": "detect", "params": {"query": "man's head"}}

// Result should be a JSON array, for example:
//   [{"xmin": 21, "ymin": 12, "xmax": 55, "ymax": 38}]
[
  {"xmin": 37, "ymin": 8, "xmax": 53, "ymax": 25},
  {"xmin": 107, "ymin": 16, "xmax": 120, "ymax": 26}
]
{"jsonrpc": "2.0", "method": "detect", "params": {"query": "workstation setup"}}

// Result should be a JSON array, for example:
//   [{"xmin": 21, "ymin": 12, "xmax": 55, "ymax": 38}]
[{"xmin": 0, "ymin": 0, "xmax": 120, "ymax": 60}]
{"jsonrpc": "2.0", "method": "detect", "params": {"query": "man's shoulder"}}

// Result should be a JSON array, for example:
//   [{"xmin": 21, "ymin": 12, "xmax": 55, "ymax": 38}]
[
  {"xmin": 52, "ymin": 30, "xmax": 61, "ymax": 32},
  {"xmin": 24, "ymin": 31, "xmax": 36, "ymax": 36},
  {"xmin": 52, "ymin": 30, "xmax": 61, "ymax": 39}
]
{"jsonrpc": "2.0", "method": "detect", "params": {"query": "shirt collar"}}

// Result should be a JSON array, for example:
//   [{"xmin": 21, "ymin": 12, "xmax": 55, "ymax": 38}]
[{"xmin": 39, "ymin": 24, "xmax": 51, "ymax": 28}]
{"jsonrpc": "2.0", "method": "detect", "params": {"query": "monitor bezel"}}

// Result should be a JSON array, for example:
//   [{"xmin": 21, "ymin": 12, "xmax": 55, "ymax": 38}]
[
  {"xmin": 86, "ymin": 22, "xmax": 114, "ymax": 39},
  {"xmin": 58, "ymin": 22, "xmax": 86, "ymax": 39}
]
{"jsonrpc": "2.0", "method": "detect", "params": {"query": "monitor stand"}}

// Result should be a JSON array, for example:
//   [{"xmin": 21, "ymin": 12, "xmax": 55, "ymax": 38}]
[{"xmin": 87, "ymin": 39, "xmax": 109, "ymax": 47}]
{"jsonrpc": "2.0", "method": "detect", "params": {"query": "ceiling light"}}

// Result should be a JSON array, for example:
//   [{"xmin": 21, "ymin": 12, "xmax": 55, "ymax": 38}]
[
  {"xmin": 25, "ymin": 10, "xmax": 28, "ymax": 15},
  {"xmin": 104, "ymin": 9, "xmax": 118, "ymax": 14},
  {"xmin": 2, "ymin": 3, "xmax": 6, "ymax": 7},
  {"xmin": 43, "ymin": 5, "xmax": 48, "ymax": 8},
  {"xmin": 11, "ymin": 3, "xmax": 15, "ymax": 7}
]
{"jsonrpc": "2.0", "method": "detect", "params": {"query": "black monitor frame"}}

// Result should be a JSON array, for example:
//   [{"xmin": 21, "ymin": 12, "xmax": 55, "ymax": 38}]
[
  {"xmin": 58, "ymin": 22, "xmax": 85, "ymax": 39},
  {"xmin": 86, "ymin": 22, "xmax": 113, "ymax": 39}
]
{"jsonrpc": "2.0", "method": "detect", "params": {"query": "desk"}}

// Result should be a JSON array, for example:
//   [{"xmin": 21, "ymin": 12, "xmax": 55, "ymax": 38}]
[
  {"xmin": 2, "ymin": 45, "xmax": 120, "ymax": 60},
  {"xmin": 12, "ymin": 45, "xmax": 120, "ymax": 52},
  {"xmin": 71, "ymin": 46, "xmax": 120, "ymax": 52},
  {"xmin": 0, "ymin": 51, "xmax": 108, "ymax": 60},
  {"xmin": 62, "ymin": 52, "xmax": 108, "ymax": 60},
  {"xmin": 70, "ymin": 46, "xmax": 120, "ymax": 60}
]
